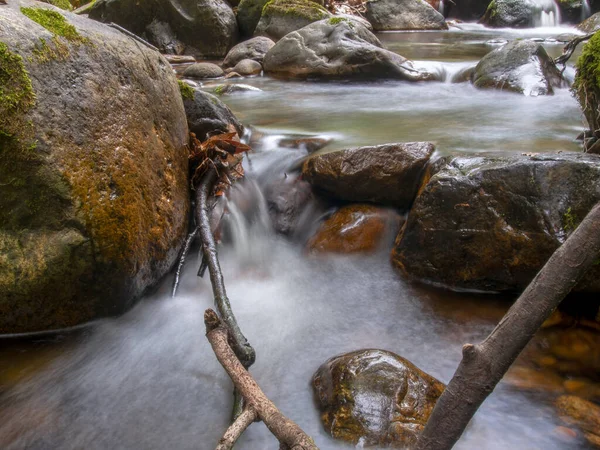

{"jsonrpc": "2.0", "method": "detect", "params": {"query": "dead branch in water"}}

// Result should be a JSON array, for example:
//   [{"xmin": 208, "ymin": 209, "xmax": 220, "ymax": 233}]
[
  {"xmin": 555, "ymin": 32, "xmax": 596, "ymax": 68},
  {"xmin": 171, "ymin": 227, "xmax": 199, "ymax": 298},
  {"xmin": 215, "ymin": 406, "xmax": 258, "ymax": 450},
  {"xmin": 416, "ymin": 202, "xmax": 600, "ymax": 450},
  {"xmin": 205, "ymin": 309, "xmax": 319, "ymax": 450}
]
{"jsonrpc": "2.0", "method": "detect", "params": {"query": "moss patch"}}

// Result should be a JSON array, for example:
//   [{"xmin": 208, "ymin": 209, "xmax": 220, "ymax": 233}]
[
  {"xmin": 262, "ymin": 0, "xmax": 329, "ymax": 21},
  {"xmin": 213, "ymin": 84, "xmax": 225, "ymax": 95},
  {"xmin": 43, "ymin": 0, "xmax": 74, "ymax": 11},
  {"xmin": 32, "ymin": 37, "xmax": 71, "ymax": 63},
  {"xmin": 20, "ymin": 7, "xmax": 86, "ymax": 43},
  {"xmin": 0, "ymin": 42, "xmax": 36, "ymax": 140},
  {"xmin": 178, "ymin": 80, "xmax": 194, "ymax": 100},
  {"xmin": 573, "ymin": 31, "xmax": 600, "ymax": 137}
]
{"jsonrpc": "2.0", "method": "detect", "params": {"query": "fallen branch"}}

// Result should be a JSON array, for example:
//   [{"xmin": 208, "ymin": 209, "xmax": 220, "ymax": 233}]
[
  {"xmin": 205, "ymin": 309, "xmax": 319, "ymax": 450},
  {"xmin": 416, "ymin": 202, "xmax": 600, "ymax": 450},
  {"xmin": 555, "ymin": 32, "xmax": 595, "ymax": 68},
  {"xmin": 216, "ymin": 406, "xmax": 258, "ymax": 450},
  {"xmin": 171, "ymin": 227, "xmax": 199, "ymax": 298},
  {"xmin": 197, "ymin": 165, "xmax": 256, "ymax": 368}
]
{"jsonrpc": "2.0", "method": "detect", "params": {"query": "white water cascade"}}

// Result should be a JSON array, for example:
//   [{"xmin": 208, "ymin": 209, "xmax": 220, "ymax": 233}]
[
  {"xmin": 582, "ymin": 0, "xmax": 592, "ymax": 21},
  {"xmin": 532, "ymin": 0, "xmax": 562, "ymax": 27}
]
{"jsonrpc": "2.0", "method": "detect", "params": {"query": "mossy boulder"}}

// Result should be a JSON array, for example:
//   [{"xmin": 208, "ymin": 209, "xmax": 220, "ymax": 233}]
[
  {"xmin": 573, "ymin": 31, "xmax": 600, "ymax": 141},
  {"xmin": 473, "ymin": 40, "xmax": 565, "ymax": 95},
  {"xmin": 254, "ymin": 0, "xmax": 331, "ymax": 40},
  {"xmin": 313, "ymin": 349, "xmax": 445, "ymax": 447},
  {"xmin": 86, "ymin": 0, "xmax": 238, "ymax": 57},
  {"xmin": 393, "ymin": 152, "xmax": 600, "ymax": 293},
  {"xmin": 577, "ymin": 12, "xmax": 600, "ymax": 32},
  {"xmin": 263, "ymin": 19, "xmax": 437, "ymax": 80},
  {"xmin": 302, "ymin": 142, "xmax": 435, "ymax": 208},
  {"xmin": 237, "ymin": 0, "xmax": 271, "ymax": 36},
  {"xmin": 481, "ymin": 0, "xmax": 551, "ymax": 27},
  {"xmin": 0, "ymin": 1, "xmax": 189, "ymax": 334},
  {"xmin": 307, "ymin": 204, "xmax": 402, "ymax": 254},
  {"xmin": 365, "ymin": 0, "xmax": 448, "ymax": 30}
]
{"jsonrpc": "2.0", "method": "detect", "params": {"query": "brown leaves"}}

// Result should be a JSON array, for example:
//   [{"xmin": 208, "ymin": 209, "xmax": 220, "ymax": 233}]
[{"xmin": 189, "ymin": 127, "xmax": 251, "ymax": 196}]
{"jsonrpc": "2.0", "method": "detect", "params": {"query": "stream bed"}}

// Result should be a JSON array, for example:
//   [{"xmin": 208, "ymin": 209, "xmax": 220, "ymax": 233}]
[{"xmin": 0, "ymin": 26, "xmax": 595, "ymax": 449}]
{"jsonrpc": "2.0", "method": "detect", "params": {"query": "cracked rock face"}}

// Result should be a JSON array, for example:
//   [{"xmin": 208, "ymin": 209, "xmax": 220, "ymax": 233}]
[{"xmin": 313, "ymin": 349, "xmax": 445, "ymax": 448}]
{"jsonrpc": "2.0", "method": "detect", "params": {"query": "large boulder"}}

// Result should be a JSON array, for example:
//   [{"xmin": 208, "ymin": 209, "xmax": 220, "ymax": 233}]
[
  {"xmin": 183, "ymin": 89, "xmax": 243, "ymax": 140},
  {"xmin": 365, "ymin": 0, "xmax": 448, "ymax": 30},
  {"xmin": 307, "ymin": 205, "xmax": 402, "ymax": 254},
  {"xmin": 254, "ymin": 0, "xmax": 331, "ymax": 40},
  {"xmin": 481, "ymin": 0, "xmax": 557, "ymax": 27},
  {"xmin": 263, "ymin": 18, "xmax": 437, "ymax": 80},
  {"xmin": 86, "ymin": 0, "xmax": 238, "ymax": 57},
  {"xmin": 0, "ymin": 2, "xmax": 189, "ymax": 333},
  {"xmin": 472, "ymin": 40, "xmax": 565, "ymax": 96},
  {"xmin": 577, "ymin": 12, "xmax": 600, "ymax": 32},
  {"xmin": 237, "ymin": 0, "xmax": 271, "ymax": 36},
  {"xmin": 573, "ymin": 32, "xmax": 600, "ymax": 141},
  {"xmin": 392, "ymin": 153, "xmax": 600, "ymax": 293},
  {"xmin": 223, "ymin": 36, "xmax": 275, "ymax": 68},
  {"xmin": 313, "ymin": 349, "xmax": 445, "ymax": 447},
  {"xmin": 302, "ymin": 143, "xmax": 435, "ymax": 209}
]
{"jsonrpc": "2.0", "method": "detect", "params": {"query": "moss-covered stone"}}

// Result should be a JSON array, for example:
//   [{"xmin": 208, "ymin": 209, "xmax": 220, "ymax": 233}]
[
  {"xmin": 237, "ymin": 0, "xmax": 270, "ymax": 36},
  {"xmin": 20, "ymin": 7, "xmax": 86, "ymax": 42},
  {"xmin": 177, "ymin": 80, "xmax": 195, "ymax": 100},
  {"xmin": 42, "ymin": 0, "xmax": 74, "ymax": 11},
  {"xmin": 254, "ymin": 0, "xmax": 330, "ymax": 40},
  {"xmin": 573, "ymin": 32, "xmax": 600, "ymax": 140}
]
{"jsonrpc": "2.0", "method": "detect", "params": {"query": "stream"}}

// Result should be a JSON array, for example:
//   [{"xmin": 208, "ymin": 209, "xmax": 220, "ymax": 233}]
[{"xmin": 0, "ymin": 26, "xmax": 594, "ymax": 449}]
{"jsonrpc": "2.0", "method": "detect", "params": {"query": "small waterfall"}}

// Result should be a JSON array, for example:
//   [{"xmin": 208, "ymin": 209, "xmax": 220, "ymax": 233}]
[
  {"xmin": 438, "ymin": 0, "xmax": 445, "ymax": 16},
  {"xmin": 582, "ymin": 0, "xmax": 592, "ymax": 21},
  {"xmin": 532, "ymin": 0, "xmax": 561, "ymax": 27}
]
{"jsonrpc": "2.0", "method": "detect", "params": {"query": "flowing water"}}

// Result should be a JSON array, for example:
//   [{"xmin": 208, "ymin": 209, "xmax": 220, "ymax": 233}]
[{"xmin": 0, "ymin": 28, "xmax": 594, "ymax": 450}]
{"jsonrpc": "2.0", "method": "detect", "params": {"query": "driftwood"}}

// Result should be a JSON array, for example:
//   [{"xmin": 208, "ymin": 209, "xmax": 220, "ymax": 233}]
[
  {"xmin": 416, "ymin": 202, "xmax": 600, "ymax": 450},
  {"xmin": 205, "ymin": 309, "xmax": 319, "ymax": 450},
  {"xmin": 216, "ymin": 406, "xmax": 258, "ymax": 450},
  {"xmin": 171, "ymin": 227, "xmax": 199, "ymax": 298},
  {"xmin": 555, "ymin": 32, "xmax": 596, "ymax": 68},
  {"xmin": 196, "ymin": 165, "xmax": 256, "ymax": 369}
]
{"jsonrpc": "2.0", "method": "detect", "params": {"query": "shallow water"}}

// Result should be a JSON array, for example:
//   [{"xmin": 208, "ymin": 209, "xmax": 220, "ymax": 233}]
[{"xmin": 0, "ymin": 26, "xmax": 595, "ymax": 450}]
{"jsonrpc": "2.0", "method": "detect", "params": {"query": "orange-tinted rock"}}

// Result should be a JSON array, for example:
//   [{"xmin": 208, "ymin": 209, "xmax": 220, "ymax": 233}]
[
  {"xmin": 556, "ymin": 395, "xmax": 600, "ymax": 447},
  {"xmin": 307, "ymin": 204, "xmax": 402, "ymax": 254},
  {"xmin": 313, "ymin": 349, "xmax": 445, "ymax": 448}
]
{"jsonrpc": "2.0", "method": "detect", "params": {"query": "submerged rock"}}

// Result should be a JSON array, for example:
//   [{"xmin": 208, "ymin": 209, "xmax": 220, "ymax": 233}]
[
  {"xmin": 556, "ymin": 395, "xmax": 600, "ymax": 447},
  {"xmin": 86, "ymin": 0, "xmax": 238, "ymax": 57},
  {"xmin": 365, "ymin": 0, "xmax": 448, "ymax": 30},
  {"xmin": 307, "ymin": 205, "xmax": 402, "ymax": 254},
  {"xmin": 182, "ymin": 62, "xmax": 224, "ymax": 79},
  {"xmin": 254, "ymin": 0, "xmax": 331, "ymax": 40},
  {"xmin": 302, "ymin": 143, "xmax": 435, "ymax": 209},
  {"xmin": 313, "ymin": 349, "xmax": 445, "ymax": 447},
  {"xmin": 393, "ymin": 152, "xmax": 600, "ymax": 293},
  {"xmin": 265, "ymin": 176, "xmax": 316, "ymax": 236},
  {"xmin": 223, "ymin": 36, "xmax": 275, "ymax": 68},
  {"xmin": 183, "ymin": 90, "xmax": 243, "ymax": 140},
  {"xmin": 0, "ymin": 1, "xmax": 189, "ymax": 333},
  {"xmin": 472, "ymin": 40, "xmax": 565, "ymax": 95},
  {"xmin": 263, "ymin": 18, "xmax": 437, "ymax": 80}
]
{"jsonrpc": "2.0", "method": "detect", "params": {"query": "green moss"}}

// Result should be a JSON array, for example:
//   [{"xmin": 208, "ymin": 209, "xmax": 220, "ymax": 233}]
[
  {"xmin": 563, "ymin": 207, "xmax": 579, "ymax": 233},
  {"xmin": 573, "ymin": 32, "xmax": 600, "ymax": 137},
  {"xmin": 44, "ymin": 0, "xmax": 74, "ymax": 11},
  {"xmin": 262, "ymin": 0, "xmax": 329, "ymax": 21},
  {"xmin": 214, "ymin": 84, "xmax": 225, "ymax": 95},
  {"xmin": 178, "ymin": 80, "xmax": 194, "ymax": 100},
  {"xmin": 0, "ymin": 42, "xmax": 36, "ymax": 140},
  {"xmin": 20, "ymin": 7, "xmax": 86, "ymax": 43},
  {"xmin": 32, "ymin": 37, "xmax": 71, "ymax": 63}
]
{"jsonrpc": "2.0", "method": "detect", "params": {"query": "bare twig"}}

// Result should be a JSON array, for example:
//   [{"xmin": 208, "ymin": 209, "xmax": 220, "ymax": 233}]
[
  {"xmin": 197, "ymin": 165, "xmax": 256, "ymax": 368},
  {"xmin": 216, "ymin": 406, "xmax": 258, "ymax": 450},
  {"xmin": 416, "ymin": 202, "xmax": 600, "ymax": 450},
  {"xmin": 205, "ymin": 309, "xmax": 319, "ymax": 450},
  {"xmin": 555, "ymin": 32, "xmax": 596, "ymax": 68},
  {"xmin": 171, "ymin": 227, "xmax": 199, "ymax": 298}
]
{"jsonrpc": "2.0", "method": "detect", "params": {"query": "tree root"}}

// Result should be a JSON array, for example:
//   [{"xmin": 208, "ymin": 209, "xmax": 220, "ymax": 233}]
[{"xmin": 416, "ymin": 202, "xmax": 600, "ymax": 450}]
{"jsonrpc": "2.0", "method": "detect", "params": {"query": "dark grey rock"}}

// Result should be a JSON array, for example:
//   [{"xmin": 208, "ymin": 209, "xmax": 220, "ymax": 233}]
[
  {"xmin": 183, "ymin": 90, "xmax": 243, "ymax": 140},
  {"xmin": 365, "ymin": 0, "xmax": 448, "ymax": 30},
  {"xmin": 182, "ymin": 62, "xmax": 224, "ymax": 79}
]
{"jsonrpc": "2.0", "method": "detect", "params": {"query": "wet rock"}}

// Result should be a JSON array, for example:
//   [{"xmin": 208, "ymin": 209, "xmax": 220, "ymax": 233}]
[
  {"xmin": 164, "ymin": 55, "xmax": 196, "ymax": 64},
  {"xmin": 558, "ymin": 0, "xmax": 590, "ymax": 24},
  {"xmin": 263, "ymin": 18, "xmax": 437, "ymax": 80},
  {"xmin": 213, "ymin": 84, "xmax": 262, "ymax": 95},
  {"xmin": 278, "ymin": 136, "xmax": 331, "ymax": 153},
  {"xmin": 543, "ymin": 327, "xmax": 600, "ymax": 377},
  {"xmin": 86, "ymin": 0, "xmax": 238, "ymax": 57},
  {"xmin": 556, "ymin": 395, "xmax": 600, "ymax": 447},
  {"xmin": 145, "ymin": 19, "xmax": 185, "ymax": 55},
  {"xmin": 183, "ymin": 90, "xmax": 243, "ymax": 140},
  {"xmin": 0, "ymin": 1, "xmax": 189, "ymax": 333},
  {"xmin": 365, "ymin": 0, "xmax": 448, "ymax": 30},
  {"xmin": 307, "ymin": 205, "xmax": 402, "ymax": 253},
  {"xmin": 313, "ymin": 349, "xmax": 445, "ymax": 447},
  {"xmin": 225, "ymin": 71, "xmax": 242, "ymax": 78},
  {"xmin": 393, "ymin": 152, "xmax": 600, "ymax": 293},
  {"xmin": 481, "ymin": 0, "xmax": 550, "ymax": 27},
  {"xmin": 237, "ymin": 0, "xmax": 271, "ymax": 36},
  {"xmin": 233, "ymin": 58, "xmax": 263, "ymax": 76},
  {"xmin": 302, "ymin": 143, "xmax": 435, "ymax": 208},
  {"xmin": 265, "ymin": 176, "xmax": 315, "ymax": 235},
  {"xmin": 254, "ymin": 0, "xmax": 331, "ymax": 41},
  {"xmin": 223, "ymin": 36, "xmax": 275, "ymax": 68},
  {"xmin": 182, "ymin": 62, "xmax": 224, "ymax": 79},
  {"xmin": 578, "ymin": 11, "xmax": 600, "ymax": 32},
  {"xmin": 472, "ymin": 40, "xmax": 565, "ymax": 95}
]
